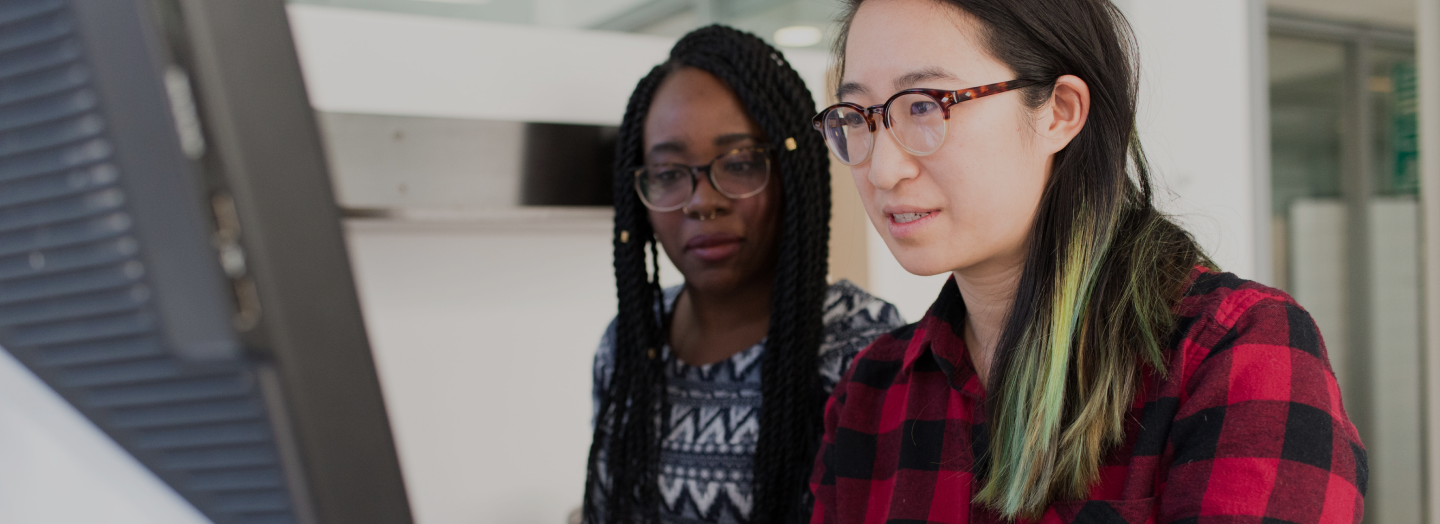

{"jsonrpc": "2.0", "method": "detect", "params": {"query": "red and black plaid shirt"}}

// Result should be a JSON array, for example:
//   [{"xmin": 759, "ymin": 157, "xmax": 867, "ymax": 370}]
[{"xmin": 809, "ymin": 268, "xmax": 1366, "ymax": 524}]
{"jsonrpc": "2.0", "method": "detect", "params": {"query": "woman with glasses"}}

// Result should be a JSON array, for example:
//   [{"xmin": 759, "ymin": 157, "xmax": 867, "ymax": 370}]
[
  {"xmin": 808, "ymin": 0, "xmax": 1365, "ymax": 523},
  {"xmin": 583, "ymin": 26, "xmax": 904, "ymax": 524}
]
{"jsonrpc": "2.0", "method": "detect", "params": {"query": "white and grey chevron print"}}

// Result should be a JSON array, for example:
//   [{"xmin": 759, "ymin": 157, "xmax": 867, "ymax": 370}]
[{"xmin": 589, "ymin": 280, "xmax": 906, "ymax": 524}]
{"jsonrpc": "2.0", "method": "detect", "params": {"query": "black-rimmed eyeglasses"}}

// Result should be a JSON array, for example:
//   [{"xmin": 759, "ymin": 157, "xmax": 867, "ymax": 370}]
[{"xmin": 632, "ymin": 146, "xmax": 772, "ymax": 212}]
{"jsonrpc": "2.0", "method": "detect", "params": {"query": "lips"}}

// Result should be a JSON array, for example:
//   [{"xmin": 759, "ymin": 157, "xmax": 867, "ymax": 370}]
[{"xmin": 685, "ymin": 233, "xmax": 743, "ymax": 262}]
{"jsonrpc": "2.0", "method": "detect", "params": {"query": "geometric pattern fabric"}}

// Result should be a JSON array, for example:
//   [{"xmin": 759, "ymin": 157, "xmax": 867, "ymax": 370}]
[{"xmin": 592, "ymin": 280, "xmax": 905, "ymax": 523}]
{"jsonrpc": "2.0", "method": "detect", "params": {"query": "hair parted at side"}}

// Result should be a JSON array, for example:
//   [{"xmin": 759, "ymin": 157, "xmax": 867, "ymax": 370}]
[
  {"xmin": 583, "ymin": 25, "xmax": 833, "ymax": 524},
  {"xmin": 833, "ymin": 0, "xmax": 1213, "ymax": 518}
]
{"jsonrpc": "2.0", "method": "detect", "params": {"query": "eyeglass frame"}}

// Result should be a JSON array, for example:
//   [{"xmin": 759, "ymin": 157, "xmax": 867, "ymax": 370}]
[
  {"xmin": 631, "ymin": 145, "xmax": 776, "ymax": 212},
  {"xmin": 811, "ymin": 78, "xmax": 1041, "ymax": 164}
]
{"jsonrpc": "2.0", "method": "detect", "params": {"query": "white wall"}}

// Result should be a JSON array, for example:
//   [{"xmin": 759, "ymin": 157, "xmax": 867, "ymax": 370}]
[
  {"xmin": 1123, "ymin": 0, "xmax": 1263, "ymax": 280},
  {"xmin": 343, "ymin": 218, "xmax": 617, "ymax": 524}
]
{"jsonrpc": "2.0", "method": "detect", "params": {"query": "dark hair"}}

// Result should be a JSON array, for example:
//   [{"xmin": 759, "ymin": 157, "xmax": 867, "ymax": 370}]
[
  {"xmin": 832, "ymin": 0, "xmax": 1211, "ymax": 517},
  {"xmin": 583, "ymin": 25, "xmax": 832, "ymax": 524}
]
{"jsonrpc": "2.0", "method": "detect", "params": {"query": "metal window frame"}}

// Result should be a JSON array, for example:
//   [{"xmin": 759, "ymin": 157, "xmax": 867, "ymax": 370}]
[{"xmin": 1419, "ymin": 2, "xmax": 1440, "ymax": 522}]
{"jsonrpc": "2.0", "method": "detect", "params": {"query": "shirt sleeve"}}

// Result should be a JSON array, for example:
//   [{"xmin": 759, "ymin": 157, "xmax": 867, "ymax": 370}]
[
  {"xmin": 833, "ymin": 302, "xmax": 905, "ymax": 384},
  {"xmin": 818, "ymin": 292, "xmax": 906, "ymax": 395},
  {"xmin": 810, "ymin": 358, "xmax": 852, "ymax": 524},
  {"xmin": 1160, "ymin": 296, "xmax": 1366, "ymax": 523}
]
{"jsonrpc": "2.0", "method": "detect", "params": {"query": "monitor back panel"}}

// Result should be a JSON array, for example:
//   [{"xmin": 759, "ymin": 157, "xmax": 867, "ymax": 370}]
[{"xmin": 0, "ymin": 1, "xmax": 411, "ymax": 523}]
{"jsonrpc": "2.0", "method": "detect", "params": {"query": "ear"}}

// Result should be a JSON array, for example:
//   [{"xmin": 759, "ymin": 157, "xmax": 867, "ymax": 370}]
[{"xmin": 1036, "ymin": 74, "xmax": 1090, "ymax": 154}]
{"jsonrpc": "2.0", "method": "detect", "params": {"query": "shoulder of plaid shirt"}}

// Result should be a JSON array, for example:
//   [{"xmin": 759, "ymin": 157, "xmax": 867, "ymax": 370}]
[{"xmin": 808, "ymin": 267, "xmax": 1367, "ymax": 524}]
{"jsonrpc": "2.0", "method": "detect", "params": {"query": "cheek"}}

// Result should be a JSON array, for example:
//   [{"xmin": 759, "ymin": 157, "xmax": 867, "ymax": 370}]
[
  {"xmin": 648, "ymin": 210, "xmax": 685, "ymax": 252},
  {"xmin": 927, "ymin": 115, "xmax": 1048, "ymax": 254},
  {"xmin": 734, "ymin": 192, "xmax": 779, "ymax": 241},
  {"xmin": 954, "ymin": 170, "xmax": 1044, "ymax": 245},
  {"xmin": 971, "ymin": 138, "xmax": 1046, "ymax": 230},
  {"xmin": 850, "ymin": 166, "xmax": 880, "ymax": 216},
  {"xmin": 941, "ymin": 151, "xmax": 1041, "ymax": 215}
]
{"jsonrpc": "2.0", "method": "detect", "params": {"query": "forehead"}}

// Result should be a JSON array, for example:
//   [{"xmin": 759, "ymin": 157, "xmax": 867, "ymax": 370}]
[
  {"xmin": 840, "ymin": 0, "xmax": 1007, "ymax": 100},
  {"xmin": 643, "ymin": 67, "xmax": 758, "ymax": 149}
]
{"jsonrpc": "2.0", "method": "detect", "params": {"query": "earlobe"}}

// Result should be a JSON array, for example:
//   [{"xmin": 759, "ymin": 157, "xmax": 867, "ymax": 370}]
[{"xmin": 1045, "ymin": 75, "xmax": 1090, "ymax": 150}]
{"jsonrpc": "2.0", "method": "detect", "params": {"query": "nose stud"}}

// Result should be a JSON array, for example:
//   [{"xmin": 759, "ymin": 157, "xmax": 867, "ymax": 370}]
[{"xmin": 683, "ymin": 207, "xmax": 718, "ymax": 221}]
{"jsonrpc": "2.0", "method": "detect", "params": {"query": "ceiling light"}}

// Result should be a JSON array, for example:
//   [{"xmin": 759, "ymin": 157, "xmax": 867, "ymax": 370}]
[{"xmin": 774, "ymin": 26, "xmax": 823, "ymax": 48}]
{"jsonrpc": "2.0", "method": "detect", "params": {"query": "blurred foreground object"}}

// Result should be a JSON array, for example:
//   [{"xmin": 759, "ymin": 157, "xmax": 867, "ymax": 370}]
[{"xmin": 0, "ymin": 1, "xmax": 412, "ymax": 523}]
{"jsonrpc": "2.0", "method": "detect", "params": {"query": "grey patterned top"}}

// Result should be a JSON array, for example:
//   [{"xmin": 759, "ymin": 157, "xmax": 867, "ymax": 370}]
[{"xmin": 589, "ymin": 280, "xmax": 905, "ymax": 524}]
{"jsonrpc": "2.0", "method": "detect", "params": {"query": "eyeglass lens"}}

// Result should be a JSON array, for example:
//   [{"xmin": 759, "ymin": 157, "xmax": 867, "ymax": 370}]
[
  {"xmin": 821, "ymin": 93, "xmax": 949, "ymax": 165},
  {"xmin": 636, "ymin": 148, "xmax": 770, "ymax": 211},
  {"xmin": 887, "ymin": 93, "xmax": 947, "ymax": 156},
  {"xmin": 821, "ymin": 107, "xmax": 873, "ymax": 165}
]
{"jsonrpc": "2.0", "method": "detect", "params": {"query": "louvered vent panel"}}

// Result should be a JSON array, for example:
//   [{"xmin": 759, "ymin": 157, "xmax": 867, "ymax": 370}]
[{"xmin": 0, "ymin": 2, "xmax": 299, "ymax": 523}]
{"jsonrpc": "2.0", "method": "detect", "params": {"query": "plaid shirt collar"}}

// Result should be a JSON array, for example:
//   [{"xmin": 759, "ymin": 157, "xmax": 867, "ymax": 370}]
[
  {"xmin": 903, "ymin": 276, "xmax": 985, "ymax": 399},
  {"xmin": 899, "ymin": 267, "xmax": 1216, "ymax": 399}
]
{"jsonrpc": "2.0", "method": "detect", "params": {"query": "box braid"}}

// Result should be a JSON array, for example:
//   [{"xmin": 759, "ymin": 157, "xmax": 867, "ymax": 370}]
[{"xmin": 582, "ymin": 25, "xmax": 831, "ymax": 524}]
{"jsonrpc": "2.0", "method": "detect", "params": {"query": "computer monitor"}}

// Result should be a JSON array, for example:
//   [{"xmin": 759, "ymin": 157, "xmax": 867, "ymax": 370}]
[{"xmin": 0, "ymin": 1, "xmax": 412, "ymax": 523}]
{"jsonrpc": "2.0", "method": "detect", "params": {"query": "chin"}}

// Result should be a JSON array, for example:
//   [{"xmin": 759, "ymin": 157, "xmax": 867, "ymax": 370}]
[
  {"xmin": 885, "ymin": 240, "xmax": 957, "ymax": 277},
  {"xmin": 680, "ymin": 267, "xmax": 741, "ymax": 292}
]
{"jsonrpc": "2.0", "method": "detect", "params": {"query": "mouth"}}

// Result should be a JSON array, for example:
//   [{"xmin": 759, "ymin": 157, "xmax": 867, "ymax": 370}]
[
  {"xmin": 891, "ymin": 212, "xmax": 931, "ymax": 224},
  {"xmin": 881, "ymin": 206, "xmax": 939, "ymax": 238},
  {"xmin": 685, "ymin": 233, "xmax": 744, "ymax": 262}
]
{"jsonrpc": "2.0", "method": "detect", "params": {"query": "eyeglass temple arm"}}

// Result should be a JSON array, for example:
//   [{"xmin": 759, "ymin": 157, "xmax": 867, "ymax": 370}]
[{"xmin": 950, "ymin": 78, "xmax": 1041, "ymax": 102}]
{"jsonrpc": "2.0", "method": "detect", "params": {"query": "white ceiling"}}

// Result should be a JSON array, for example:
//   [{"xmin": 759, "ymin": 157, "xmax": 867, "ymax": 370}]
[
  {"xmin": 289, "ymin": 0, "xmax": 846, "ymax": 50},
  {"xmin": 290, "ymin": 0, "xmax": 1420, "ymax": 48}
]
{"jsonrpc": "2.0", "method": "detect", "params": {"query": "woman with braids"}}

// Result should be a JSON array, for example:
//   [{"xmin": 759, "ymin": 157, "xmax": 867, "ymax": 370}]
[
  {"xmin": 584, "ymin": 25, "xmax": 905, "ymax": 524},
  {"xmin": 808, "ymin": 0, "xmax": 1365, "ymax": 523}
]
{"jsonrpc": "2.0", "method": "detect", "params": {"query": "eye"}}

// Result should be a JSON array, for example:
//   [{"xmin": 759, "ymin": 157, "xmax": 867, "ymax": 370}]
[
  {"xmin": 721, "ymin": 161, "xmax": 756, "ymax": 173},
  {"xmin": 843, "ymin": 113, "xmax": 866, "ymax": 127},
  {"xmin": 650, "ymin": 168, "xmax": 686, "ymax": 184},
  {"xmin": 909, "ymin": 100, "xmax": 939, "ymax": 116}
]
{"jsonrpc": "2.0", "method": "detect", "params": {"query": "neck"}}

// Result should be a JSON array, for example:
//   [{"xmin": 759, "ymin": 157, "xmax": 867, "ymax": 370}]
[
  {"xmin": 953, "ymin": 257, "xmax": 1024, "ymax": 390},
  {"xmin": 681, "ymin": 278, "xmax": 772, "ymax": 330},
  {"xmin": 669, "ymin": 273, "xmax": 774, "ymax": 366}
]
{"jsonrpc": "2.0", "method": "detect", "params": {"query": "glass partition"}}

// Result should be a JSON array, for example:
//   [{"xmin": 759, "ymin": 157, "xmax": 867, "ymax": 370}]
[{"xmin": 1270, "ymin": 20, "xmax": 1420, "ymax": 523}]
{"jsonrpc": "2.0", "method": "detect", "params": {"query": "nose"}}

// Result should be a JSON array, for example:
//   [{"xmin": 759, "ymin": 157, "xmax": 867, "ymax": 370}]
[
  {"xmin": 865, "ymin": 126, "xmax": 920, "ymax": 191},
  {"xmin": 682, "ymin": 170, "xmax": 731, "ymax": 219}
]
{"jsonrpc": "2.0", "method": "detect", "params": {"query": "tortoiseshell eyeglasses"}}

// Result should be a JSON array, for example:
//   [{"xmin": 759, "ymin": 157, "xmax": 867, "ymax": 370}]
[{"xmin": 811, "ymin": 79, "xmax": 1040, "ymax": 165}]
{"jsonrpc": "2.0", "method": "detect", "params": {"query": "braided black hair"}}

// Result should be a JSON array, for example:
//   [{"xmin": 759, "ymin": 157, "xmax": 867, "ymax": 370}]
[{"xmin": 583, "ymin": 25, "xmax": 832, "ymax": 524}]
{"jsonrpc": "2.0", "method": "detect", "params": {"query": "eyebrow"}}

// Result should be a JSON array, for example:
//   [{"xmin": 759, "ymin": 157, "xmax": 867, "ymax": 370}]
[
  {"xmin": 714, "ymin": 133, "xmax": 759, "ymax": 147},
  {"xmin": 836, "ymin": 81, "xmax": 867, "ymax": 101},
  {"xmin": 647, "ymin": 133, "xmax": 760, "ymax": 156},
  {"xmin": 893, "ymin": 67, "xmax": 961, "ymax": 90},
  {"xmin": 836, "ymin": 67, "xmax": 965, "ymax": 101},
  {"xmin": 648, "ymin": 141, "xmax": 685, "ymax": 155}
]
